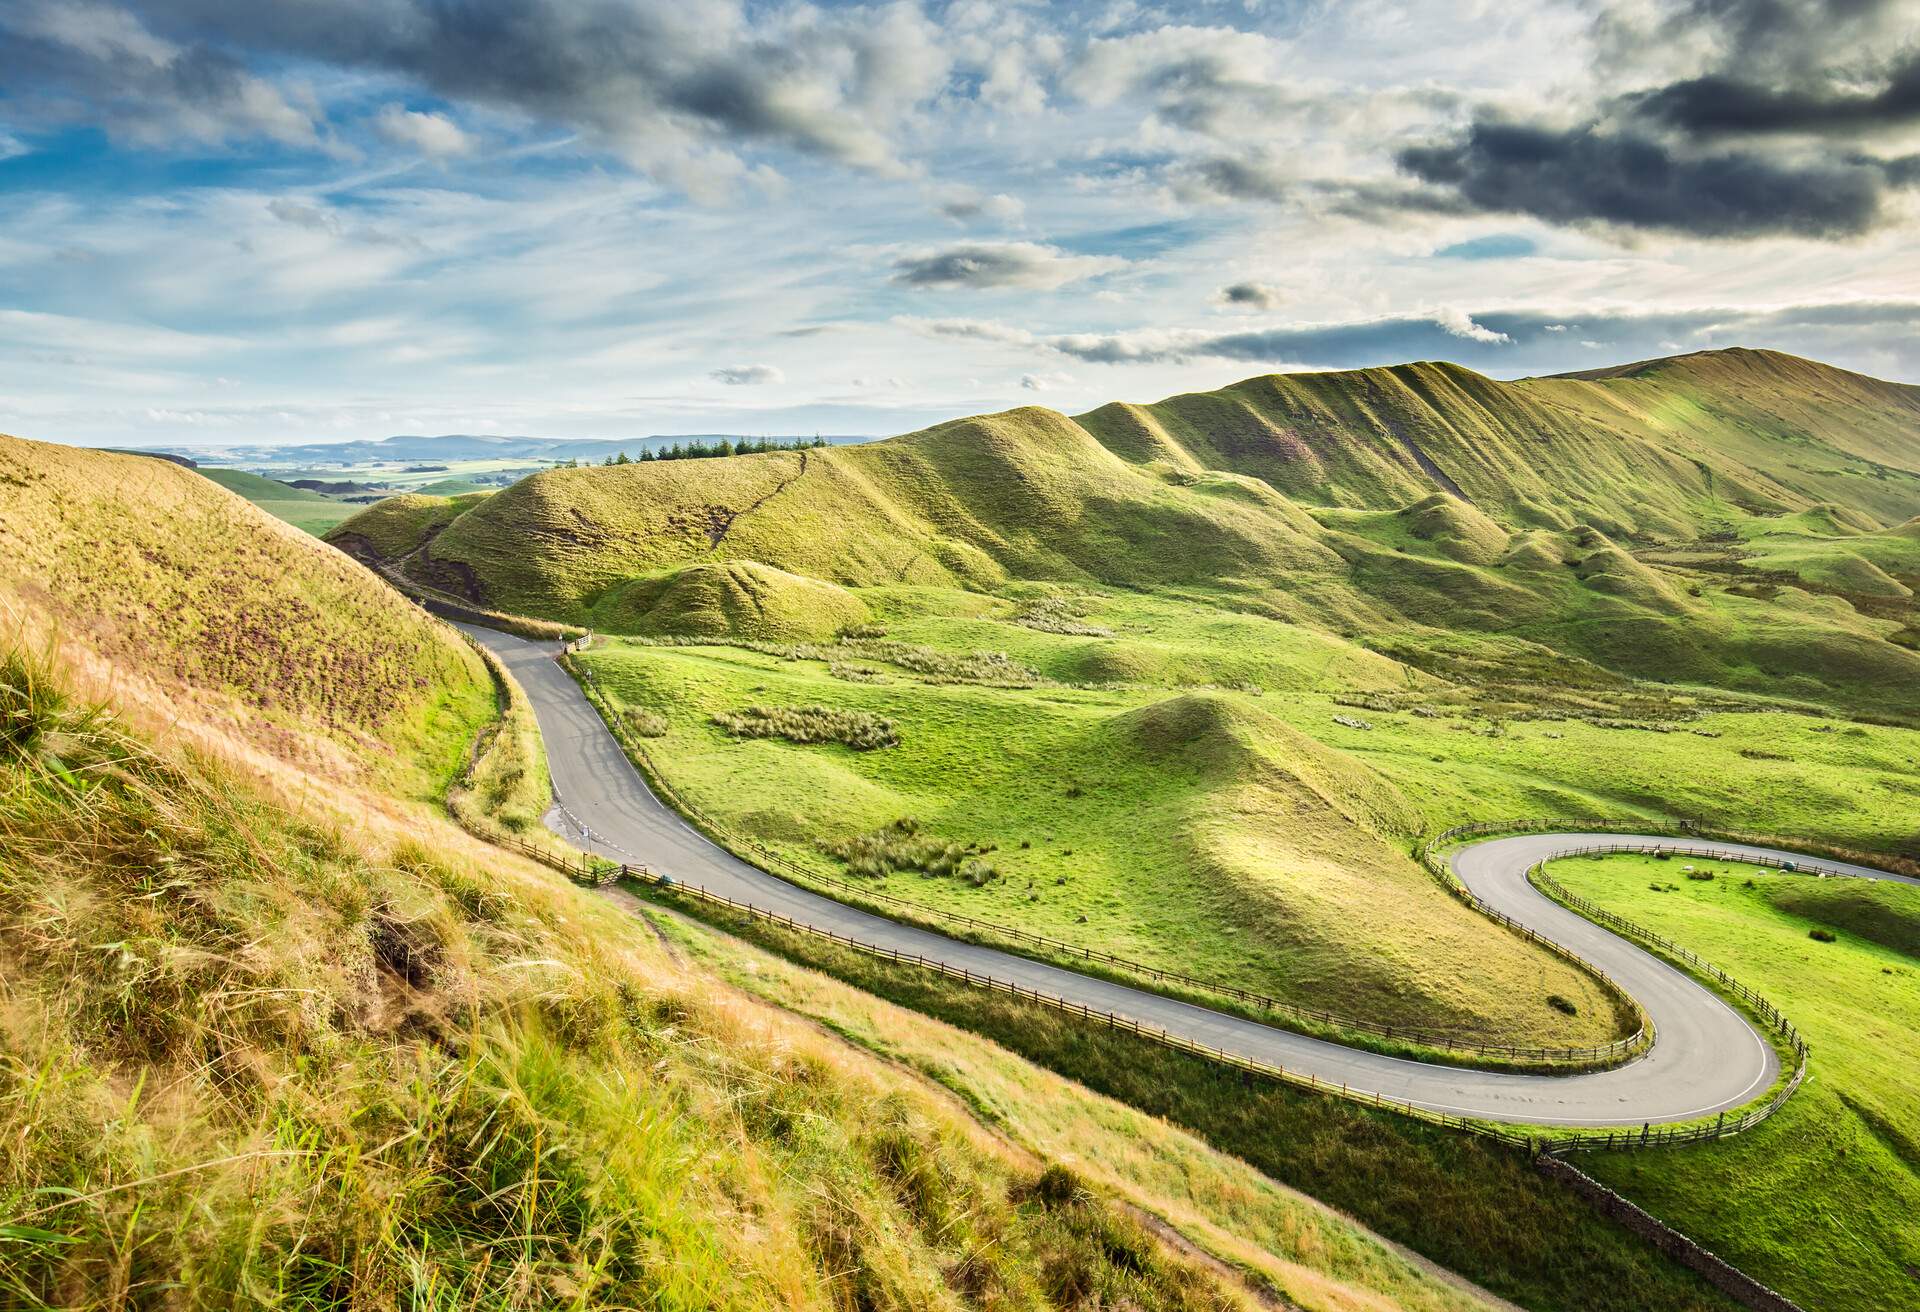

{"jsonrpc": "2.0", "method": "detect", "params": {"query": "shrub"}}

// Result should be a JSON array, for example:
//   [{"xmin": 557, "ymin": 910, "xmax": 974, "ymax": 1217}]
[
  {"xmin": 1014, "ymin": 595, "xmax": 1113, "ymax": 637},
  {"xmin": 1546, "ymin": 994, "xmax": 1579, "ymax": 1016},
  {"xmin": 625, "ymin": 707, "xmax": 669, "ymax": 737},
  {"xmin": 1809, "ymin": 927, "xmax": 1837, "ymax": 943},
  {"xmin": 822, "ymin": 818, "xmax": 1000, "ymax": 884},
  {"xmin": 828, "ymin": 661, "xmax": 887, "ymax": 683},
  {"xmin": 712, "ymin": 704, "xmax": 899, "ymax": 750},
  {"xmin": 834, "ymin": 638, "xmax": 1041, "ymax": 686},
  {"xmin": 1686, "ymin": 870, "xmax": 1714, "ymax": 881},
  {"xmin": 1026, "ymin": 1163, "xmax": 1086, "ymax": 1210}
]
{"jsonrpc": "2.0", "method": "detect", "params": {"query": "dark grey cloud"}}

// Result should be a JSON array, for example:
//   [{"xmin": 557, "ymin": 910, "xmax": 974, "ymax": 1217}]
[
  {"xmin": 1403, "ymin": 0, "xmax": 1920, "ymax": 239},
  {"xmin": 1220, "ymin": 281, "xmax": 1281, "ymax": 309},
  {"xmin": 8, "ymin": 0, "xmax": 950, "ymax": 187},
  {"xmin": 891, "ymin": 242, "xmax": 1121, "ymax": 290},
  {"xmin": 1, "ymin": 4, "xmax": 322, "ymax": 148},
  {"xmin": 1594, "ymin": 0, "xmax": 1908, "ymax": 86},
  {"xmin": 1628, "ymin": 54, "xmax": 1920, "ymax": 137},
  {"xmin": 1398, "ymin": 120, "xmax": 1899, "ymax": 238},
  {"xmin": 1184, "ymin": 156, "xmax": 1291, "ymax": 202}
]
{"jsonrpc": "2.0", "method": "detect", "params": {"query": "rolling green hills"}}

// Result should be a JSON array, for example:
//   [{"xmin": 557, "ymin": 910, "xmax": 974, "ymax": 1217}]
[
  {"xmin": 332, "ymin": 349, "xmax": 1920, "ymax": 713},
  {"xmin": 325, "ymin": 349, "xmax": 1920, "ymax": 1045}
]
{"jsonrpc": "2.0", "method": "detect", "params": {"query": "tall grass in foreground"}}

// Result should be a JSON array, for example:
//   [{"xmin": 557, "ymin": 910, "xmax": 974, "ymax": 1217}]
[{"xmin": 0, "ymin": 649, "xmax": 1238, "ymax": 1311}]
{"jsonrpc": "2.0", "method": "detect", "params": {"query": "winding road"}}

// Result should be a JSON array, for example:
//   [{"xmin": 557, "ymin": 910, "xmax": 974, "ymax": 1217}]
[{"xmin": 465, "ymin": 624, "xmax": 1915, "ymax": 1128}]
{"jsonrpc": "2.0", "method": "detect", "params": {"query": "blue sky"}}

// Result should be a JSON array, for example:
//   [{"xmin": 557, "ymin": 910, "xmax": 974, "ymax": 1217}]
[{"xmin": 3, "ymin": 0, "xmax": 1918, "ymax": 447}]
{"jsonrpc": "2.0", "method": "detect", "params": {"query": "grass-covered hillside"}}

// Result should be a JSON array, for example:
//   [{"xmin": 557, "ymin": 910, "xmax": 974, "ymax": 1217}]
[
  {"xmin": 575, "ymin": 597, "xmax": 1920, "ymax": 1043},
  {"xmin": 0, "ymin": 654, "xmax": 1285, "ymax": 1311},
  {"xmin": 0, "ymin": 629, "xmax": 1519, "ymax": 1307},
  {"xmin": 0, "ymin": 433, "xmax": 1538, "ymax": 1310},
  {"xmin": 332, "ymin": 349, "xmax": 1920, "ymax": 715},
  {"xmin": 0, "ymin": 435, "xmax": 493, "ymax": 796}
]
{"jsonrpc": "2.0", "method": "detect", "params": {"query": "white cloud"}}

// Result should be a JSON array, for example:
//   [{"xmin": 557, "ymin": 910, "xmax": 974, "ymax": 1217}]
[
  {"xmin": 934, "ymin": 186, "xmax": 1027, "ymax": 226},
  {"xmin": 267, "ymin": 197, "xmax": 340, "ymax": 233},
  {"xmin": 1434, "ymin": 307, "xmax": 1511, "ymax": 344},
  {"xmin": 374, "ymin": 105, "xmax": 475, "ymax": 158},
  {"xmin": 1020, "ymin": 370, "xmax": 1074, "ymax": 391}
]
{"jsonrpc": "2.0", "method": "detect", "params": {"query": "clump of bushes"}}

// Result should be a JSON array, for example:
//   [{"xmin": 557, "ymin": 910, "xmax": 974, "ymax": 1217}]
[
  {"xmin": 822, "ymin": 818, "xmax": 1000, "ymax": 884},
  {"xmin": 712, "ymin": 704, "xmax": 899, "ymax": 750},
  {"xmin": 1809, "ymin": 927, "xmax": 1837, "ymax": 943},
  {"xmin": 628, "ymin": 632, "xmax": 1043, "ymax": 686},
  {"xmin": 1014, "ymin": 595, "xmax": 1113, "ymax": 637},
  {"xmin": 625, "ymin": 707, "xmax": 669, "ymax": 737},
  {"xmin": 1686, "ymin": 869, "xmax": 1715, "ymax": 881},
  {"xmin": 828, "ymin": 661, "xmax": 888, "ymax": 683},
  {"xmin": 1546, "ymin": 994, "xmax": 1579, "ymax": 1016}
]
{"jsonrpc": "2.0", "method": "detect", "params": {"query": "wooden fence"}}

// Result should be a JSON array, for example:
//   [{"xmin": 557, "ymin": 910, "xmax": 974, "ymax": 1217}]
[
  {"xmin": 1524, "ymin": 847, "xmax": 1811, "ymax": 1151},
  {"xmin": 496, "ymin": 814, "xmax": 1819, "ymax": 1156}
]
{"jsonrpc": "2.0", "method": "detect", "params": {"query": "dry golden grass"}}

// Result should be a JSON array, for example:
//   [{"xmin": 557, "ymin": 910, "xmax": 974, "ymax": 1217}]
[{"xmin": 653, "ymin": 896, "xmax": 1513, "ymax": 1312}]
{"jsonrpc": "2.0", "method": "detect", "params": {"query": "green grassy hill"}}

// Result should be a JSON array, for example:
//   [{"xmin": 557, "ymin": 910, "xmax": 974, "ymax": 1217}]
[
  {"xmin": 330, "ymin": 349, "xmax": 1920, "ymax": 712},
  {"xmin": 0, "ymin": 652, "xmax": 1281, "ymax": 1312},
  {"xmin": 1549, "ymin": 852, "xmax": 1920, "ymax": 1310},
  {"xmin": 0, "ymin": 434, "xmax": 493, "ymax": 796}
]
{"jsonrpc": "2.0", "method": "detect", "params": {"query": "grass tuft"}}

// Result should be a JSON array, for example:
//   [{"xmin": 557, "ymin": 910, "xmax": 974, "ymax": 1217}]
[{"xmin": 712, "ymin": 704, "xmax": 900, "ymax": 750}]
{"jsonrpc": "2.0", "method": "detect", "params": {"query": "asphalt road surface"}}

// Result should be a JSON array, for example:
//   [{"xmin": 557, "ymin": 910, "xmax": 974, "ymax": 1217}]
[{"xmin": 466, "ymin": 624, "xmax": 1914, "ymax": 1128}]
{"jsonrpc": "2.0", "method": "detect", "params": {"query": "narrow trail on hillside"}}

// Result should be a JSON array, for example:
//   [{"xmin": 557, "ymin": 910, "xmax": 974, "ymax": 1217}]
[
  {"xmin": 462, "ymin": 623, "xmax": 1916, "ymax": 1129},
  {"xmin": 1399, "ymin": 434, "xmax": 1473, "ymax": 502},
  {"xmin": 707, "ymin": 449, "xmax": 809, "ymax": 549}
]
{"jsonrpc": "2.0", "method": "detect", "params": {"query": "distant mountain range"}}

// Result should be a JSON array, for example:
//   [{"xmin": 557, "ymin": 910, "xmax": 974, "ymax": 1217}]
[{"xmin": 159, "ymin": 432, "xmax": 875, "ymax": 466}]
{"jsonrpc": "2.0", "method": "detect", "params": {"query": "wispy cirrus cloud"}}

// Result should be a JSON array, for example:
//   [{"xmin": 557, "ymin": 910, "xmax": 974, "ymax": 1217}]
[{"xmin": 711, "ymin": 363, "xmax": 784, "ymax": 385}]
